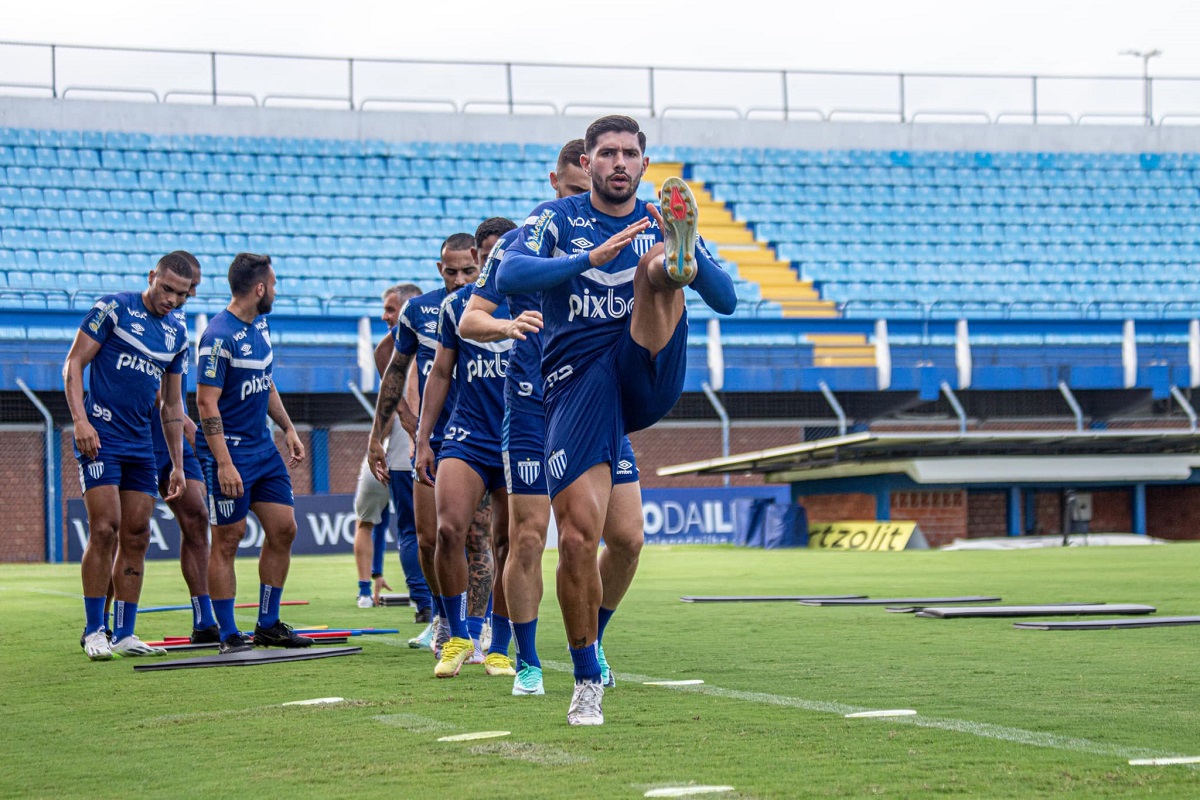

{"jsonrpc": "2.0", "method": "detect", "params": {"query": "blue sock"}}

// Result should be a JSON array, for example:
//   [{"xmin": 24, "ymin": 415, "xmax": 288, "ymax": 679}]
[
  {"xmin": 258, "ymin": 584, "xmax": 283, "ymax": 628},
  {"xmin": 442, "ymin": 593, "xmax": 469, "ymax": 639},
  {"xmin": 83, "ymin": 596, "xmax": 106, "ymax": 635},
  {"xmin": 113, "ymin": 600, "xmax": 138, "ymax": 641},
  {"xmin": 569, "ymin": 641, "xmax": 602, "ymax": 683},
  {"xmin": 488, "ymin": 614, "xmax": 512, "ymax": 656},
  {"xmin": 513, "ymin": 619, "xmax": 540, "ymax": 669},
  {"xmin": 597, "ymin": 606, "xmax": 615, "ymax": 642},
  {"xmin": 357, "ymin": 580, "xmax": 372, "ymax": 598},
  {"xmin": 213, "ymin": 598, "xmax": 238, "ymax": 640},
  {"xmin": 192, "ymin": 595, "xmax": 216, "ymax": 630},
  {"xmin": 104, "ymin": 609, "xmax": 111, "ymax": 633},
  {"xmin": 467, "ymin": 615, "xmax": 485, "ymax": 642}
]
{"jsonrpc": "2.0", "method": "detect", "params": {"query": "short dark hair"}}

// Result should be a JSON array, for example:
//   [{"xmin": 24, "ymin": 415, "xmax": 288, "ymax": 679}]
[
  {"xmin": 228, "ymin": 252, "xmax": 272, "ymax": 297},
  {"xmin": 441, "ymin": 233, "xmax": 475, "ymax": 258},
  {"xmin": 155, "ymin": 252, "xmax": 194, "ymax": 280},
  {"xmin": 384, "ymin": 283, "xmax": 421, "ymax": 304},
  {"xmin": 585, "ymin": 115, "xmax": 645, "ymax": 154},
  {"xmin": 474, "ymin": 217, "xmax": 516, "ymax": 250},
  {"xmin": 556, "ymin": 139, "xmax": 586, "ymax": 173},
  {"xmin": 168, "ymin": 250, "xmax": 201, "ymax": 276}
]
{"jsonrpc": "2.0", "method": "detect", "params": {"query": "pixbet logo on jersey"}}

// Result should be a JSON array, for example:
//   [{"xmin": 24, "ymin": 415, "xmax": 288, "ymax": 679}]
[
  {"xmin": 567, "ymin": 288, "xmax": 633, "ymax": 322},
  {"xmin": 465, "ymin": 353, "xmax": 508, "ymax": 383},
  {"xmin": 239, "ymin": 374, "xmax": 273, "ymax": 400},
  {"xmin": 115, "ymin": 353, "xmax": 165, "ymax": 380}
]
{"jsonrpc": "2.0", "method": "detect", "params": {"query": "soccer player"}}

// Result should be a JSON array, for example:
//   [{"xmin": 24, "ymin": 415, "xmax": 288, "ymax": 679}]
[
  {"xmin": 415, "ymin": 219, "xmax": 519, "ymax": 679},
  {"xmin": 65, "ymin": 252, "xmax": 193, "ymax": 660},
  {"xmin": 351, "ymin": 283, "xmax": 431, "ymax": 619},
  {"xmin": 195, "ymin": 253, "xmax": 312, "ymax": 655},
  {"xmin": 494, "ymin": 116, "xmax": 737, "ymax": 724},
  {"xmin": 367, "ymin": 236, "xmax": 492, "ymax": 657},
  {"xmin": 145, "ymin": 251, "xmax": 221, "ymax": 643},
  {"xmin": 461, "ymin": 139, "xmax": 646, "ymax": 697}
]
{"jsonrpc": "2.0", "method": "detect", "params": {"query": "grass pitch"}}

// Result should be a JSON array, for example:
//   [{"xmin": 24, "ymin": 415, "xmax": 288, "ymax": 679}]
[{"xmin": 4, "ymin": 544, "xmax": 1200, "ymax": 798}]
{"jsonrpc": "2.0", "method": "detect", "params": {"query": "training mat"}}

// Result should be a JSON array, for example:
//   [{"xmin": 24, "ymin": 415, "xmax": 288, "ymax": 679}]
[
  {"xmin": 680, "ymin": 595, "xmax": 866, "ymax": 603},
  {"xmin": 378, "ymin": 594, "xmax": 411, "ymax": 606},
  {"xmin": 133, "ymin": 646, "xmax": 362, "ymax": 671},
  {"xmin": 147, "ymin": 636, "xmax": 350, "ymax": 652},
  {"xmin": 916, "ymin": 604, "xmax": 1156, "ymax": 618},
  {"xmin": 802, "ymin": 596, "xmax": 1000, "ymax": 607},
  {"xmin": 1014, "ymin": 615, "xmax": 1200, "ymax": 630}
]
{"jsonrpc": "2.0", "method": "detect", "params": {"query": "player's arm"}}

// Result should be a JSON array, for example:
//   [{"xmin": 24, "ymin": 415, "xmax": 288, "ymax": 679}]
[
  {"xmin": 197, "ymin": 383, "xmax": 242, "ymax": 499},
  {"xmin": 159, "ymin": 371, "xmax": 187, "ymax": 502},
  {"xmin": 62, "ymin": 331, "xmax": 104, "ymax": 459},
  {"xmin": 367, "ymin": 346, "xmax": 415, "ymax": 483},
  {"xmin": 413, "ymin": 342, "xmax": 455, "ymax": 487},
  {"xmin": 182, "ymin": 415, "xmax": 198, "ymax": 449},
  {"xmin": 374, "ymin": 331, "xmax": 395, "ymax": 378},
  {"xmin": 268, "ymin": 384, "xmax": 305, "ymax": 466},
  {"xmin": 497, "ymin": 215, "xmax": 652, "ymax": 294},
  {"xmin": 459, "ymin": 294, "xmax": 542, "ymax": 343}
]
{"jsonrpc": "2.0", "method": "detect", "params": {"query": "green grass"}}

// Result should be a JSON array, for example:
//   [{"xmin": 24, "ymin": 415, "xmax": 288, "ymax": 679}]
[{"xmin": 4, "ymin": 544, "xmax": 1200, "ymax": 798}]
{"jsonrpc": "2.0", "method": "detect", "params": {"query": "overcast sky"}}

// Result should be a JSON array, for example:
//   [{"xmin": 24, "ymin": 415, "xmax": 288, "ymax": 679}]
[{"xmin": 2, "ymin": 0, "xmax": 1197, "ymax": 76}]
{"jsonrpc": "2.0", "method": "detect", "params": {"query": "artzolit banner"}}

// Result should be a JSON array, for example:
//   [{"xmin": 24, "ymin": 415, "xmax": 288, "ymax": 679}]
[{"xmin": 807, "ymin": 521, "xmax": 928, "ymax": 551}]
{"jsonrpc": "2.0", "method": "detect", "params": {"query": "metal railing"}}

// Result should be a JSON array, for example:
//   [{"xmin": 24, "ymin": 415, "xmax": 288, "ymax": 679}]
[{"xmin": 2, "ymin": 40, "xmax": 1199, "ymax": 125}]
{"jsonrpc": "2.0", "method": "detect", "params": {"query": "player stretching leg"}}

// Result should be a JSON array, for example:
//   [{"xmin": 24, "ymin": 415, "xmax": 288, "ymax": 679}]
[
  {"xmin": 65, "ymin": 253, "xmax": 193, "ymax": 659},
  {"xmin": 415, "ymin": 224, "xmax": 516, "ymax": 678},
  {"xmin": 368, "ymin": 237, "xmax": 491, "ymax": 656},
  {"xmin": 195, "ymin": 253, "xmax": 311, "ymax": 655},
  {"xmin": 495, "ymin": 116, "xmax": 737, "ymax": 724}
]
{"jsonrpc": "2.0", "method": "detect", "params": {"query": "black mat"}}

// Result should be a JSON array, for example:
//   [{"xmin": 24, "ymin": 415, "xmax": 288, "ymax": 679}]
[
  {"xmin": 916, "ymin": 604, "xmax": 1156, "ymax": 619},
  {"xmin": 802, "ymin": 596, "xmax": 1000, "ymax": 607},
  {"xmin": 378, "ymin": 594, "xmax": 411, "ymax": 607},
  {"xmin": 680, "ymin": 595, "xmax": 867, "ymax": 603},
  {"xmin": 1014, "ymin": 615, "xmax": 1200, "ymax": 631},
  {"xmin": 134, "ymin": 646, "xmax": 362, "ymax": 671}
]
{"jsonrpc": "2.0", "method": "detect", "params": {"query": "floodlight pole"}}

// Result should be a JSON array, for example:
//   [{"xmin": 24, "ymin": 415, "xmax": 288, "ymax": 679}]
[{"xmin": 1120, "ymin": 49, "xmax": 1162, "ymax": 126}]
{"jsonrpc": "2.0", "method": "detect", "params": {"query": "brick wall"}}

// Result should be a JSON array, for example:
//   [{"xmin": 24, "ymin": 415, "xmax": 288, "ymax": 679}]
[
  {"xmin": 1147, "ymin": 486, "xmax": 1200, "ymax": 540},
  {"xmin": 967, "ymin": 491, "xmax": 1009, "ymax": 538},
  {"xmin": 328, "ymin": 426, "xmax": 370, "ymax": 494},
  {"xmin": 798, "ymin": 492, "xmax": 877, "ymax": 522},
  {"xmin": 0, "ymin": 430, "xmax": 46, "ymax": 562},
  {"xmin": 1089, "ymin": 489, "xmax": 1132, "ymax": 533},
  {"xmin": 1033, "ymin": 491, "xmax": 1063, "ymax": 536},
  {"xmin": 891, "ymin": 490, "xmax": 968, "ymax": 548},
  {"xmin": 629, "ymin": 423, "xmax": 803, "ymax": 488}
]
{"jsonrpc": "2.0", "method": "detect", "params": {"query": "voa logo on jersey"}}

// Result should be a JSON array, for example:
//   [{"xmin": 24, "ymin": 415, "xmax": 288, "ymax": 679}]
[
  {"xmin": 240, "ymin": 374, "xmax": 272, "ymax": 401},
  {"xmin": 567, "ymin": 288, "xmax": 633, "ymax": 322}
]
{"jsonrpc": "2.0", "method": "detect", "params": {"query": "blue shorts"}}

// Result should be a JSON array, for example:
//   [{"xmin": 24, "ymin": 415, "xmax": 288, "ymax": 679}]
[
  {"xmin": 411, "ymin": 438, "xmax": 442, "ymax": 482},
  {"xmin": 200, "ymin": 448, "xmax": 294, "ymax": 525},
  {"xmin": 543, "ymin": 318, "xmax": 686, "ymax": 498},
  {"xmin": 154, "ymin": 442, "xmax": 205, "ymax": 497},
  {"xmin": 438, "ymin": 437, "xmax": 506, "ymax": 494},
  {"xmin": 503, "ymin": 399, "xmax": 639, "ymax": 495},
  {"xmin": 76, "ymin": 452, "xmax": 158, "ymax": 497}
]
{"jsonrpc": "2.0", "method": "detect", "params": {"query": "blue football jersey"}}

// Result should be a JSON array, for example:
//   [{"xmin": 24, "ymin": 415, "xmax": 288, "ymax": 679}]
[
  {"xmin": 500, "ymin": 193, "xmax": 719, "ymax": 390},
  {"xmin": 437, "ymin": 284, "xmax": 511, "ymax": 456},
  {"xmin": 395, "ymin": 286, "xmax": 456, "ymax": 446},
  {"xmin": 194, "ymin": 309, "xmax": 276, "ymax": 459},
  {"xmin": 77, "ymin": 291, "xmax": 189, "ymax": 456},
  {"xmin": 150, "ymin": 307, "xmax": 193, "ymax": 461},
  {"xmin": 475, "ymin": 228, "xmax": 544, "ymax": 405}
]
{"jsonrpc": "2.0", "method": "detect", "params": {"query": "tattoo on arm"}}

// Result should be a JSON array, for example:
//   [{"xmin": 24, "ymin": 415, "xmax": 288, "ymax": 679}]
[
  {"xmin": 162, "ymin": 417, "xmax": 184, "ymax": 426},
  {"xmin": 374, "ymin": 352, "xmax": 412, "ymax": 435},
  {"xmin": 201, "ymin": 416, "xmax": 224, "ymax": 437}
]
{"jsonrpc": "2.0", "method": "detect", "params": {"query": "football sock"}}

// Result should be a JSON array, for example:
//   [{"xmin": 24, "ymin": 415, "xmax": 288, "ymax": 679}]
[
  {"xmin": 112, "ymin": 600, "xmax": 137, "ymax": 642},
  {"xmin": 192, "ymin": 595, "xmax": 216, "ymax": 629},
  {"xmin": 569, "ymin": 641, "xmax": 602, "ymax": 683},
  {"xmin": 258, "ymin": 584, "xmax": 282, "ymax": 628},
  {"xmin": 487, "ymin": 614, "xmax": 512, "ymax": 656},
  {"xmin": 83, "ymin": 596, "xmax": 106, "ymax": 635},
  {"xmin": 513, "ymin": 619, "xmax": 540, "ymax": 669}
]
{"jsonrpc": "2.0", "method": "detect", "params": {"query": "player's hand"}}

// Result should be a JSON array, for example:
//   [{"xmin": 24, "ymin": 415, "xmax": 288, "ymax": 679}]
[
  {"xmin": 372, "ymin": 576, "xmax": 393, "ymax": 606},
  {"xmin": 368, "ymin": 436, "xmax": 390, "ymax": 484},
  {"xmin": 414, "ymin": 438, "xmax": 436, "ymax": 487},
  {"xmin": 504, "ymin": 310, "xmax": 543, "ymax": 341},
  {"xmin": 588, "ymin": 217, "xmax": 652, "ymax": 268},
  {"xmin": 285, "ymin": 428, "xmax": 305, "ymax": 466},
  {"xmin": 164, "ymin": 467, "xmax": 187, "ymax": 503},
  {"xmin": 183, "ymin": 416, "xmax": 198, "ymax": 449},
  {"xmin": 74, "ymin": 419, "xmax": 101, "ymax": 460},
  {"xmin": 217, "ymin": 460, "xmax": 243, "ymax": 499}
]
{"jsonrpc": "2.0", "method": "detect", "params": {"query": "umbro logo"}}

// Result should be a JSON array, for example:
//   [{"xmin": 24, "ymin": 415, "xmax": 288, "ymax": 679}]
[
  {"xmin": 570, "ymin": 238, "xmax": 593, "ymax": 250},
  {"xmin": 616, "ymin": 459, "xmax": 634, "ymax": 476}
]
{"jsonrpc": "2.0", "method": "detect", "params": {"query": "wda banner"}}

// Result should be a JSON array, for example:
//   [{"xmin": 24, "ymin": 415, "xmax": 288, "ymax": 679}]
[{"xmin": 66, "ymin": 485, "xmax": 793, "ymax": 561}]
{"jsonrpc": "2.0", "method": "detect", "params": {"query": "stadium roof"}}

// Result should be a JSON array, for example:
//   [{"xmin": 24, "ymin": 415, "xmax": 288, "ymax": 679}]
[{"xmin": 656, "ymin": 430, "xmax": 1200, "ymax": 484}]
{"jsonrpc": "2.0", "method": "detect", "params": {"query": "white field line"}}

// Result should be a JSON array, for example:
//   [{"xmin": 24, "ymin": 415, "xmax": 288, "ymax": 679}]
[
  {"xmin": 540, "ymin": 660, "xmax": 1196, "ymax": 765},
  {"xmin": 0, "ymin": 586, "xmax": 84, "ymax": 600}
]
